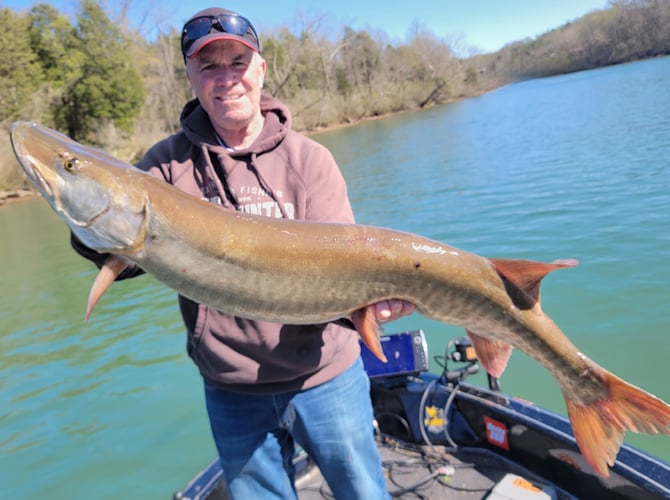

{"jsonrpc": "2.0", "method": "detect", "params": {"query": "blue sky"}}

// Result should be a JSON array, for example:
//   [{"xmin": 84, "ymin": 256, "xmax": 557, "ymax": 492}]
[{"xmin": 3, "ymin": 0, "xmax": 608, "ymax": 54}]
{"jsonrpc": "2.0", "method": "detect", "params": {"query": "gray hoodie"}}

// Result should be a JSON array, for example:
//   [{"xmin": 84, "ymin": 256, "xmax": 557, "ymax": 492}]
[{"xmin": 73, "ymin": 94, "xmax": 361, "ymax": 393}]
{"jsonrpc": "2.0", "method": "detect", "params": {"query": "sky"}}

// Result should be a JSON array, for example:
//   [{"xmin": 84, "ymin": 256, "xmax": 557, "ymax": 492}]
[{"xmin": 3, "ymin": 0, "xmax": 609, "ymax": 54}]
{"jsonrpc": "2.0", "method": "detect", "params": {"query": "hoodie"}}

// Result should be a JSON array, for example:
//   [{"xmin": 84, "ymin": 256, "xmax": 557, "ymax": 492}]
[{"xmin": 73, "ymin": 95, "xmax": 361, "ymax": 393}]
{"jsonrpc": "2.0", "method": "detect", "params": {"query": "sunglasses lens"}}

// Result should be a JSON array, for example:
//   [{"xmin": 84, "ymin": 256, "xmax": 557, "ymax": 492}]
[
  {"xmin": 184, "ymin": 17, "xmax": 214, "ymax": 41},
  {"xmin": 218, "ymin": 16, "xmax": 248, "ymax": 36}
]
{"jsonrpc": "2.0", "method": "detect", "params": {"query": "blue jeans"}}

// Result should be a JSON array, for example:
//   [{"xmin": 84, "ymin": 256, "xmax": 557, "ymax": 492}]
[{"xmin": 204, "ymin": 357, "xmax": 390, "ymax": 499}]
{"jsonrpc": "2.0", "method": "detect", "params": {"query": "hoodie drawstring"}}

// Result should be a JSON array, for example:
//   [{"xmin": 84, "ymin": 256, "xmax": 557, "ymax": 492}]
[
  {"xmin": 205, "ymin": 147, "xmax": 291, "ymax": 220},
  {"xmin": 247, "ymin": 152, "xmax": 291, "ymax": 220},
  {"xmin": 204, "ymin": 146, "xmax": 239, "ymax": 210}
]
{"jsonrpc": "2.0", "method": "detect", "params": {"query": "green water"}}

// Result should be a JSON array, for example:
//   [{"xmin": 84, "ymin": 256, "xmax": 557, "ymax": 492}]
[{"xmin": 2, "ymin": 57, "xmax": 670, "ymax": 498}]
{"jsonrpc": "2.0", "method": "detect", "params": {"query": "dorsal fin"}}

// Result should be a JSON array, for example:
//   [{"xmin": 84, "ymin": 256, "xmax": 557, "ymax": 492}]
[{"xmin": 491, "ymin": 258, "xmax": 578, "ymax": 305}]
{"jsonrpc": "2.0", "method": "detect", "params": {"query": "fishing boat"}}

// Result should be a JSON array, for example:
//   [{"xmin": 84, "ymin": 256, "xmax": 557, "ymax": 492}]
[{"xmin": 175, "ymin": 330, "xmax": 670, "ymax": 499}]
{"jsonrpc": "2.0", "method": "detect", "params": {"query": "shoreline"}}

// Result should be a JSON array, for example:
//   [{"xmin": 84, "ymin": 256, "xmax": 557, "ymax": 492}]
[
  {"xmin": 0, "ymin": 95, "xmax": 472, "ymax": 210},
  {"xmin": 0, "ymin": 188, "xmax": 38, "ymax": 207},
  {"xmin": 304, "ymin": 95, "xmax": 471, "ymax": 137}
]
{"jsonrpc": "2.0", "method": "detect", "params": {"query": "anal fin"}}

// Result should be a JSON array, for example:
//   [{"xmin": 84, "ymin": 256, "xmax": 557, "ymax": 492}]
[{"xmin": 467, "ymin": 330, "xmax": 513, "ymax": 378}]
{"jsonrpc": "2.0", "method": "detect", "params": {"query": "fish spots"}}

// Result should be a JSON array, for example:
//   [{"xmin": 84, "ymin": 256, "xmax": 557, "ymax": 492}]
[
  {"xmin": 414, "ymin": 261, "xmax": 421, "ymax": 269},
  {"xmin": 576, "ymin": 352, "xmax": 592, "ymax": 377},
  {"xmin": 412, "ymin": 243, "xmax": 446, "ymax": 254},
  {"xmin": 411, "ymin": 242, "xmax": 459, "ymax": 256}
]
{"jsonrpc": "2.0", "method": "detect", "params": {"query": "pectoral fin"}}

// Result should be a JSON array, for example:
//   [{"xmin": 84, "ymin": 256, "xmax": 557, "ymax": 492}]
[{"xmin": 85, "ymin": 255, "xmax": 129, "ymax": 321}]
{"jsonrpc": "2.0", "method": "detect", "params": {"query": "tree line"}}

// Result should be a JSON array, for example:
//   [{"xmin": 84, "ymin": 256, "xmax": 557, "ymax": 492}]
[
  {"xmin": 481, "ymin": 0, "xmax": 670, "ymax": 81},
  {"xmin": 1, "ymin": 0, "xmax": 669, "ymax": 190}
]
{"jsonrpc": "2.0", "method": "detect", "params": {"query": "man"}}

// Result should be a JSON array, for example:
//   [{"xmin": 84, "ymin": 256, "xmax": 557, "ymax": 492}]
[{"xmin": 73, "ymin": 7, "xmax": 413, "ymax": 499}]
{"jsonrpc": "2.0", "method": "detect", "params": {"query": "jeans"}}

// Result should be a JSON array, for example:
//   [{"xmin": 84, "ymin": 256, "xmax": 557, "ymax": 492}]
[{"xmin": 204, "ymin": 357, "xmax": 390, "ymax": 499}]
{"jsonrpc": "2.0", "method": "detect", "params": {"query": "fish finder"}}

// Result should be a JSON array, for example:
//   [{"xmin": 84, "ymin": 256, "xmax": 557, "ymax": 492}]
[{"xmin": 360, "ymin": 330, "xmax": 429, "ymax": 378}]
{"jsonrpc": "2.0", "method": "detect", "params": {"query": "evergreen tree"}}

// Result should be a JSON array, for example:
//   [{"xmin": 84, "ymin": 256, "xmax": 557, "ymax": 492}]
[
  {"xmin": 28, "ymin": 3, "xmax": 78, "ymax": 88},
  {"xmin": 0, "ymin": 8, "xmax": 44, "ymax": 121},
  {"xmin": 58, "ymin": 0, "xmax": 145, "ymax": 142}
]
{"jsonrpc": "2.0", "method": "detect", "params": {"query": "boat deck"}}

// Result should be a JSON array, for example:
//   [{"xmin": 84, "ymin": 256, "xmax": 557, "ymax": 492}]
[
  {"xmin": 191, "ymin": 437, "xmax": 568, "ymax": 500},
  {"xmin": 295, "ymin": 435, "xmax": 570, "ymax": 499}
]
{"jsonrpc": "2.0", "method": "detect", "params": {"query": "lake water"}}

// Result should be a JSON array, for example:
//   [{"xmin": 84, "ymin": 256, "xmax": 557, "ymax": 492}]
[{"xmin": 2, "ymin": 57, "xmax": 670, "ymax": 498}]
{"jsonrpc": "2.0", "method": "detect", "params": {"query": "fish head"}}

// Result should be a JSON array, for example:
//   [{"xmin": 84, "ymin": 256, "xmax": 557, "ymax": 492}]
[{"xmin": 10, "ymin": 121, "xmax": 148, "ymax": 254}]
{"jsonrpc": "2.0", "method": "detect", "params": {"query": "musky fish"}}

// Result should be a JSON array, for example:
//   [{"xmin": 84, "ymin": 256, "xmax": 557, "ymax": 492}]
[{"xmin": 10, "ymin": 121, "xmax": 670, "ymax": 478}]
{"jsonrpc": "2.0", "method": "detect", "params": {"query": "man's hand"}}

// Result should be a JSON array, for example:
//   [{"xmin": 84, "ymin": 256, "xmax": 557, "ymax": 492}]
[{"xmin": 369, "ymin": 299, "xmax": 415, "ymax": 324}]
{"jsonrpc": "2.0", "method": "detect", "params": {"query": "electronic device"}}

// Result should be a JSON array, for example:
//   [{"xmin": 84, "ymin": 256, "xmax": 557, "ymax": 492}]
[{"xmin": 359, "ymin": 330, "xmax": 429, "ymax": 378}]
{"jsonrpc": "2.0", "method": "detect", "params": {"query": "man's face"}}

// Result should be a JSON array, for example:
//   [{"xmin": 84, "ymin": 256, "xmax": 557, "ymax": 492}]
[{"xmin": 185, "ymin": 39, "xmax": 266, "ymax": 133}]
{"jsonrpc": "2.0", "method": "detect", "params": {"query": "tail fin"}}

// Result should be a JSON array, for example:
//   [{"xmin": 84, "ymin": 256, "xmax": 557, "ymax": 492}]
[{"xmin": 564, "ymin": 370, "xmax": 670, "ymax": 477}]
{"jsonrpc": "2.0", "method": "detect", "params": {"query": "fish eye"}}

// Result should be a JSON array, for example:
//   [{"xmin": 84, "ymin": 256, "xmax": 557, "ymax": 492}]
[{"xmin": 64, "ymin": 158, "xmax": 81, "ymax": 171}]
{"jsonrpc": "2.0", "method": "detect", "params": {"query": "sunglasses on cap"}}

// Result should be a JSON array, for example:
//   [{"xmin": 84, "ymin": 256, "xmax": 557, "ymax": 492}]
[{"xmin": 181, "ymin": 14, "xmax": 260, "ymax": 56}]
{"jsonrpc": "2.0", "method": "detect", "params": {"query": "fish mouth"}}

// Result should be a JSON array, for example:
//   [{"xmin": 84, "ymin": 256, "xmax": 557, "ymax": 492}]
[
  {"xmin": 18, "ymin": 146, "xmax": 55, "ymax": 198},
  {"xmin": 10, "ymin": 124, "xmax": 55, "ymax": 199},
  {"xmin": 28, "ymin": 160, "xmax": 54, "ymax": 198}
]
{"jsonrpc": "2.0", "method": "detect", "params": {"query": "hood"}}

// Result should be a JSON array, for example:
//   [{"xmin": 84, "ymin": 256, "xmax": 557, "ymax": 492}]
[{"xmin": 179, "ymin": 94, "xmax": 292, "ymax": 155}]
